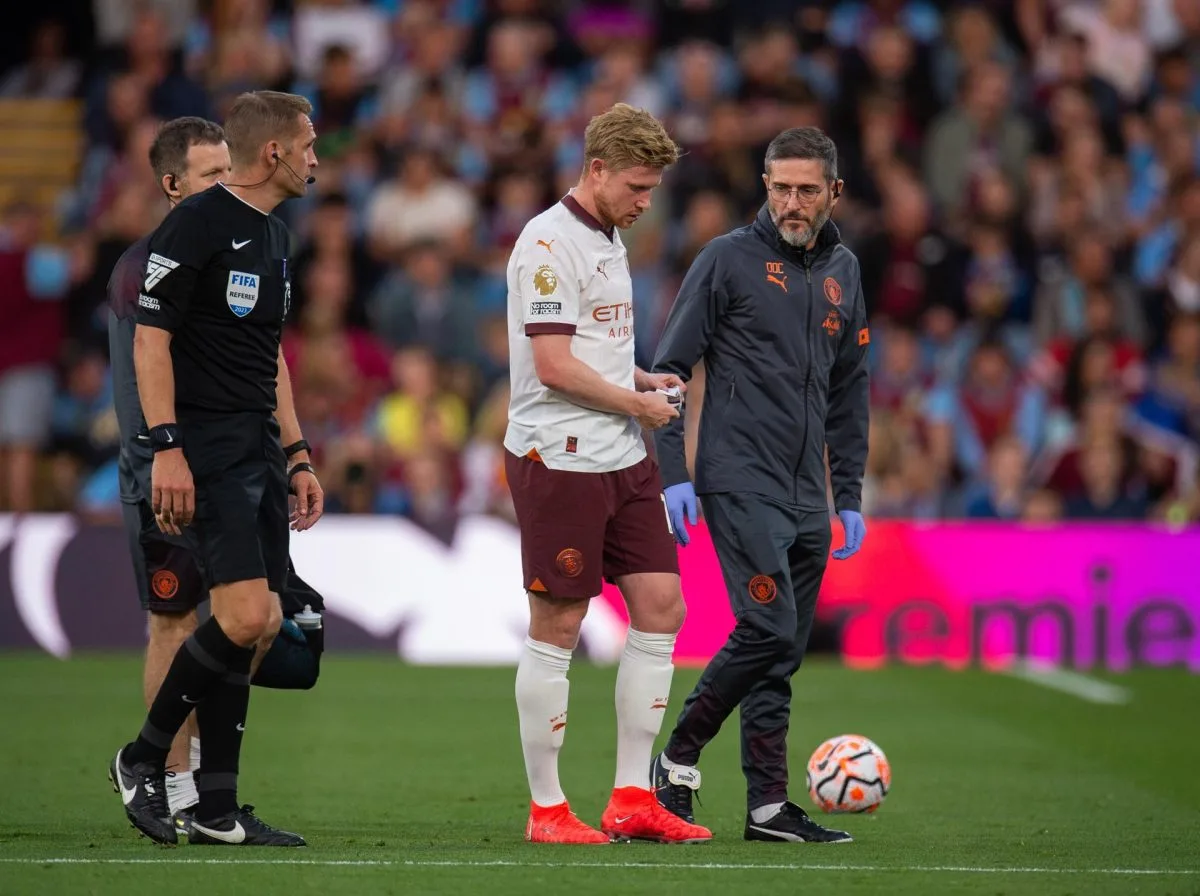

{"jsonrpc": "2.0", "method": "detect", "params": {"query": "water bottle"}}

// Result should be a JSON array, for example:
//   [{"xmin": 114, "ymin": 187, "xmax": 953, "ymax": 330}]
[
  {"xmin": 293, "ymin": 604, "xmax": 325, "ymax": 662},
  {"xmin": 293, "ymin": 604, "xmax": 322, "ymax": 630}
]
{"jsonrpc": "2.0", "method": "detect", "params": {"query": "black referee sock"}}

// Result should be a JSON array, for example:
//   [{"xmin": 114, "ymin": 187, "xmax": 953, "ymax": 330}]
[
  {"xmin": 196, "ymin": 643, "xmax": 255, "ymax": 821},
  {"xmin": 124, "ymin": 617, "xmax": 244, "ymax": 768}
]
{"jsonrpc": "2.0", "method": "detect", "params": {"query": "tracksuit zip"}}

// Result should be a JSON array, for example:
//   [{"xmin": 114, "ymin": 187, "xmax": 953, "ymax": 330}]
[{"xmin": 793, "ymin": 254, "xmax": 814, "ymax": 504}]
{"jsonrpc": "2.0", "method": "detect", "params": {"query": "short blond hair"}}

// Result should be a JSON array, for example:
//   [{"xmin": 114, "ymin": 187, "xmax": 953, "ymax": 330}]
[
  {"xmin": 583, "ymin": 103, "xmax": 680, "ymax": 173},
  {"xmin": 224, "ymin": 90, "xmax": 314, "ymax": 168}
]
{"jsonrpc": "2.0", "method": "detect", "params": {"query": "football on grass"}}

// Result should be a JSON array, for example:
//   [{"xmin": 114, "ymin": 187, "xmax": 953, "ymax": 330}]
[{"xmin": 806, "ymin": 734, "xmax": 891, "ymax": 814}]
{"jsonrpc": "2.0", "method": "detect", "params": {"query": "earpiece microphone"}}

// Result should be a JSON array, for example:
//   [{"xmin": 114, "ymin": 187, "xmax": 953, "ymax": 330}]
[
  {"xmin": 272, "ymin": 152, "xmax": 316, "ymax": 186},
  {"xmin": 224, "ymin": 152, "xmax": 316, "ymax": 190}
]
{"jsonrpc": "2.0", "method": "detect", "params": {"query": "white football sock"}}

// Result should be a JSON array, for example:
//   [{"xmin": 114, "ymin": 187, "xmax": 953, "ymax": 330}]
[
  {"xmin": 516, "ymin": 637, "xmax": 572, "ymax": 807},
  {"xmin": 166, "ymin": 770, "xmax": 199, "ymax": 815},
  {"xmin": 614, "ymin": 628, "xmax": 676, "ymax": 790},
  {"xmin": 189, "ymin": 736, "xmax": 201, "ymax": 771},
  {"xmin": 750, "ymin": 802, "xmax": 786, "ymax": 824}
]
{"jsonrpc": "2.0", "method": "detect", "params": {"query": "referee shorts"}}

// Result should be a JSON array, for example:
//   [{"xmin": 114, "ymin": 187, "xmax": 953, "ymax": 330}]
[{"xmin": 182, "ymin": 411, "xmax": 289, "ymax": 594}]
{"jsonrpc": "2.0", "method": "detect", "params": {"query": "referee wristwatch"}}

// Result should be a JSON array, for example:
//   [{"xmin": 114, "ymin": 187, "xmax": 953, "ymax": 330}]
[{"xmin": 148, "ymin": 424, "xmax": 183, "ymax": 452}]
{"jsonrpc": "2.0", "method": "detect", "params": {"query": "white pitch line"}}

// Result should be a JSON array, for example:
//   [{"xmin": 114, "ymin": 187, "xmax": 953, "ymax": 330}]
[
  {"xmin": 1005, "ymin": 660, "xmax": 1131, "ymax": 705},
  {"xmin": 0, "ymin": 858, "xmax": 1194, "ymax": 875}
]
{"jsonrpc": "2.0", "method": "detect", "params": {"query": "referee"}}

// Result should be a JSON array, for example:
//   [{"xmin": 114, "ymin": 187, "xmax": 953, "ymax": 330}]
[
  {"xmin": 106, "ymin": 116, "xmax": 327, "ymax": 833},
  {"xmin": 648, "ymin": 127, "xmax": 869, "ymax": 843},
  {"xmin": 109, "ymin": 91, "xmax": 322, "ymax": 847}
]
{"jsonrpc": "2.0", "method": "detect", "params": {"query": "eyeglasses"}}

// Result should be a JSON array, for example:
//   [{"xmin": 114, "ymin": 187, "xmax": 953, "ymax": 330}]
[{"xmin": 768, "ymin": 183, "xmax": 826, "ymax": 203}]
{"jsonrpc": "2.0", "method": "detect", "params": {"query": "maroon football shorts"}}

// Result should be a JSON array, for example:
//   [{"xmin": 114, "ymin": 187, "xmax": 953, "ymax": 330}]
[{"xmin": 505, "ymin": 450, "xmax": 680, "ymax": 599}]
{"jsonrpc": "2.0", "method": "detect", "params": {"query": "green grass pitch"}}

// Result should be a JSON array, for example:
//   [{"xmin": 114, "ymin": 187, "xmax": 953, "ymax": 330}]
[{"xmin": 1, "ymin": 654, "xmax": 1198, "ymax": 895}]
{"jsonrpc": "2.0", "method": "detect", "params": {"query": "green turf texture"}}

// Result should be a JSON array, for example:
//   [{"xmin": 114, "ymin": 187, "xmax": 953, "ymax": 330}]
[{"xmin": 1, "ymin": 654, "xmax": 1198, "ymax": 896}]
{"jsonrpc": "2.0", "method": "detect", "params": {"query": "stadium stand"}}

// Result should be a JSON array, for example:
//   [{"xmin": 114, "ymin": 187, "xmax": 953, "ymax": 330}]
[{"xmin": 0, "ymin": 0, "xmax": 1197, "ymax": 530}]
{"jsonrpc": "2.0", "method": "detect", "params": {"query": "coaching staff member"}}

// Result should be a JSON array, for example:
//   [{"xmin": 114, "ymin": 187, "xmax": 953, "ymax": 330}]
[
  {"xmin": 109, "ymin": 91, "xmax": 321, "ymax": 847},
  {"xmin": 107, "ymin": 116, "xmax": 326, "ymax": 832},
  {"xmin": 649, "ymin": 127, "xmax": 869, "ymax": 844}
]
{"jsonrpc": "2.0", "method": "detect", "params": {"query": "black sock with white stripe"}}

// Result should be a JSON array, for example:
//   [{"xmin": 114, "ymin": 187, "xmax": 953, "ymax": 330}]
[
  {"xmin": 196, "ymin": 645, "xmax": 254, "ymax": 821},
  {"xmin": 124, "ymin": 617, "xmax": 244, "ymax": 768}
]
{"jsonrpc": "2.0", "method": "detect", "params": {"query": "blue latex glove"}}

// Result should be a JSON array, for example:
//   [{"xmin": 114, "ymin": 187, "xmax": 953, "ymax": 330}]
[
  {"xmin": 277, "ymin": 617, "xmax": 306, "ymax": 645},
  {"xmin": 664, "ymin": 482, "xmax": 698, "ymax": 546},
  {"xmin": 832, "ymin": 510, "xmax": 866, "ymax": 560}
]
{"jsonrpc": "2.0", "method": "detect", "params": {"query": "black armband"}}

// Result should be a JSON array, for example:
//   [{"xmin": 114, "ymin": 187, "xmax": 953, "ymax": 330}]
[
  {"xmin": 148, "ymin": 423, "xmax": 183, "ymax": 452},
  {"xmin": 284, "ymin": 439, "xmax": 311, "ymax": 459}
]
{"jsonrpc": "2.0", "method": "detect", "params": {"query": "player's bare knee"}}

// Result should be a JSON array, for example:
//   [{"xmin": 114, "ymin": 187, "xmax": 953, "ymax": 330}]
[
  {"xmin": 527, "ymin": 592, "xmax": 588, "ymax": 649},
  {"xmin": 528, "ymin": 613, "xmax": 585, "ymax": 649},
  {"xmin": 620, "ymin": 573, "xmax": 686, "ymax": 634},
  {"xmin": 631, "ymin": 597, "xmax": 685, "ymax": 635},
  {"xmin": 660, "ymin": 591, "xmax": 687, "ymax": 633},
  {"xmin": 667, "ymin": 598, "xmax": 686, "ymax": 633}
]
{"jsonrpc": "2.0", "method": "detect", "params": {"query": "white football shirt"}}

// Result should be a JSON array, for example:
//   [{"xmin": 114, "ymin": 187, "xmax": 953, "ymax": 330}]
[{"xmin": 504, "ymin": 194, "xmax": 645, "ymax": 473}]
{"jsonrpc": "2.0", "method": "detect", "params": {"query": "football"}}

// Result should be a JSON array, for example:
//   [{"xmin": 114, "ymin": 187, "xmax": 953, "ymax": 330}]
[{"xmin": 806, "ymin": 734, "xmax": 891, "ymax": 814}]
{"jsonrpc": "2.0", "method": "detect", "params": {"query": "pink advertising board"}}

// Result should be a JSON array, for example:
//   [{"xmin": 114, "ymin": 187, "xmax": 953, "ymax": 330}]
[{"xmin": 600, "ymin": 522, "xmax": 1197, "ymax": 671}]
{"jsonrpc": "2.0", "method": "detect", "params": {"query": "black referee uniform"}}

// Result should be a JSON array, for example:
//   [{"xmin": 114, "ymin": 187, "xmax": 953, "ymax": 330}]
[
  {"xmin": 108, "ymin": 232, "xmax": 324, "ymax": 686},
  {"xmin": 135, "ymin": 183, "xmax": 293, "ymax": 593}
]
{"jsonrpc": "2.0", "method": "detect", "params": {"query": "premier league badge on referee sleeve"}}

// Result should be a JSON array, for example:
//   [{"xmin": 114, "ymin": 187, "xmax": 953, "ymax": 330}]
[{"xmin": 226, "ymin": 271, "xmax": 260, "ymax": 318}]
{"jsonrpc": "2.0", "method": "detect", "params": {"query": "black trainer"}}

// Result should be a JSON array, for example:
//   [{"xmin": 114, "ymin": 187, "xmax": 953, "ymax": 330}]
[
  {"xmin": 174, "ymin": 804, "xmax": 198, "ymax": 840},
  {"xmin": 108, "ymin": 746, "xmax": 177, "ymax": 846},
  {"xmin": 187, "ymin": 805, "xmax": 306, "ymax": 847},
  {"xmin": 650, "ymin": 751, "xmax": 703, "ymax": 824},
  {"xmin": 744, "ymin": 801, "xmax": 853, "ymax": 843}
]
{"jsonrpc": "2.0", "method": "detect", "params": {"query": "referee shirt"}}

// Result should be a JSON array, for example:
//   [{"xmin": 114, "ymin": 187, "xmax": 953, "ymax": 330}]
[{"xmin": 135, "ymin": 184, "xmax": 292, "ymax": 416}]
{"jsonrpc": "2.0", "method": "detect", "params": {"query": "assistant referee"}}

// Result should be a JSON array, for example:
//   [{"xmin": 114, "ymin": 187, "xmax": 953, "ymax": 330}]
[{"xmin": 109, "ymin": 91, "xmax": 322, "ymax": 848}]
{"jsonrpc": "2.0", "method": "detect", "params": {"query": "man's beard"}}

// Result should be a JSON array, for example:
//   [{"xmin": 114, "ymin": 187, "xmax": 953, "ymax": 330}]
[
  {"xmin": 593, "ymin": 190, "xmax": 619, "ymax": 229},
  {"xmin": 596, "ymin": 191, "xmax": 635, "ymax": 230},
  {"xmin": 772, "ymin": 200, "xmax": 832, "ymax": 248}
]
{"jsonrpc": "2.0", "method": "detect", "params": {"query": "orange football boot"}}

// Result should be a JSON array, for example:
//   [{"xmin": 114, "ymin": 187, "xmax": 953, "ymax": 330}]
[
  {"xmin": 601, "ymin": 786, "xmax": 712, "ymax": 844},
  {"xmin": 525, "ymin": 801, "xmax": 611, "ymax": 844}
]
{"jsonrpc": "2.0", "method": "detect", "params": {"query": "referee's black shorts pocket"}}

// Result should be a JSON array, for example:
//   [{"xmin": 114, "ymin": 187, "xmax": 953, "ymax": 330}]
[
  {"xmin": 182, "ymin": 413, "xmax": 288, "ymax": 592},
  {"xmin": 193, "ymin": 460, "xmax": 270, "ymax": 589},
  {"xmin": 181, "ymin": 413, "xmax": 259, "ymax": 480}
]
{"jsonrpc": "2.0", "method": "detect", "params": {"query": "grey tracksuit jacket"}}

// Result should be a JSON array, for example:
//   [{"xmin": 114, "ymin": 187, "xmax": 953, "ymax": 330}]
[{"xmin": 652, "ymin": 206, "xmax": 869, "ymax": 513}]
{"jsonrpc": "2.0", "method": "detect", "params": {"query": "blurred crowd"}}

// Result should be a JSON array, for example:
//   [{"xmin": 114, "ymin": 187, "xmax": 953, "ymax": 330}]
[{"xmin": 1, "ymin": 0, "xmax": 1198, "ymax": 536}]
